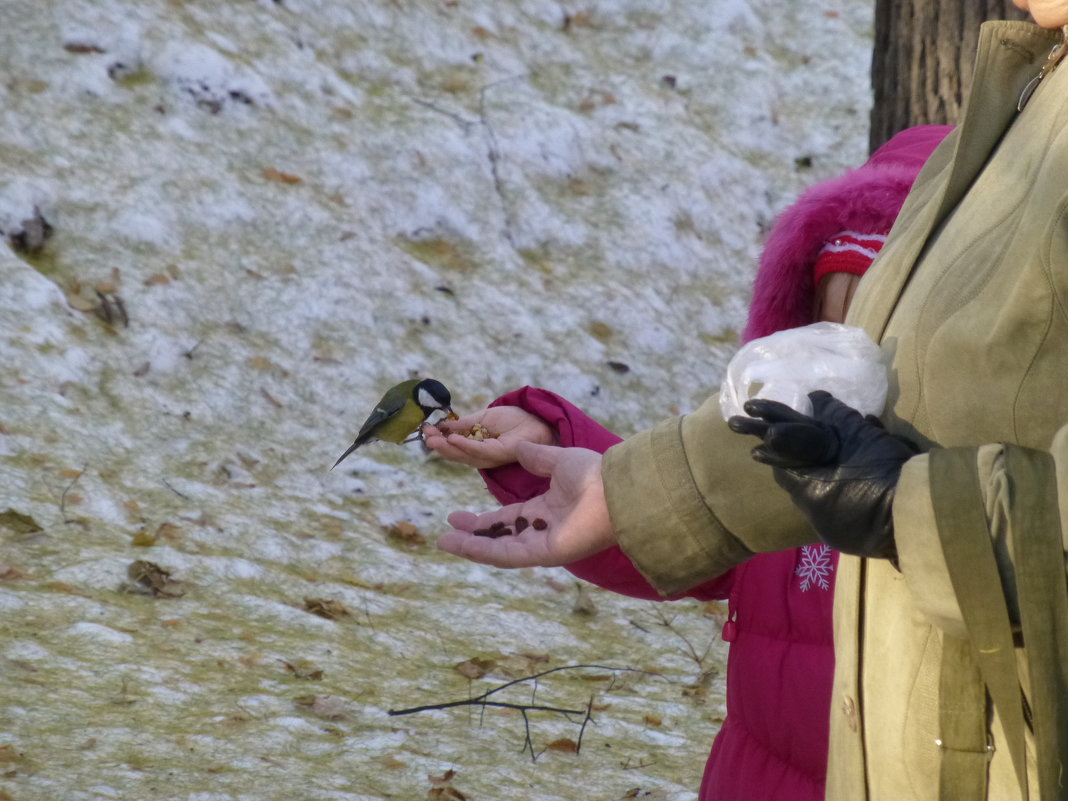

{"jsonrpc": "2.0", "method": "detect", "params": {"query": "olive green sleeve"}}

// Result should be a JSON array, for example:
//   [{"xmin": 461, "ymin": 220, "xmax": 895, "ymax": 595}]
[{"xmin": 601, "ymin": 393, "xmax": 817, "ymax": 595}]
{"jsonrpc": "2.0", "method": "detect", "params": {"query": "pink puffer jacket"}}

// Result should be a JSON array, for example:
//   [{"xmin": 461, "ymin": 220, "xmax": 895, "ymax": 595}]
[{"xmin": 479, "ymin": 125, "xmax": 952, "ymax": 801}]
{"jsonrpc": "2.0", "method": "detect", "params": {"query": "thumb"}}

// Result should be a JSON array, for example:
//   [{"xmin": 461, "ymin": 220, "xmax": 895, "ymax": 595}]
[{"xmin": 515, "ymin": 441, "xmax": 564, "ymax": 477}]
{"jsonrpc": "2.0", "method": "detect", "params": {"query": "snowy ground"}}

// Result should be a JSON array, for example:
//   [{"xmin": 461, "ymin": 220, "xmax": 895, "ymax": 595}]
[{"xmin": 0, "ymin": 1, "xmax": 872, "ymax": 799}]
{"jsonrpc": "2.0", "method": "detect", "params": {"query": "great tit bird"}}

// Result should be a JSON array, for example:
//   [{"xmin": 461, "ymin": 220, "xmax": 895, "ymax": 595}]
[{"xmin": 332, "ymin": 378, "xmax": 452, "ymax": 469}]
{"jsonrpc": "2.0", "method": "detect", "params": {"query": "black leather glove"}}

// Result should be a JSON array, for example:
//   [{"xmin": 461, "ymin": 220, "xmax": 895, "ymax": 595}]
[{"xmin": 728, "ymin": 390, "xmax": 919, "ymax": 561}]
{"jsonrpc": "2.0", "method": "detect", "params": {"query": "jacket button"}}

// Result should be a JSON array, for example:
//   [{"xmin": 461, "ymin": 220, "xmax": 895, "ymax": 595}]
[{"xmin": 841, "ymin": 695, "xmax": 859, "ymax": 732}]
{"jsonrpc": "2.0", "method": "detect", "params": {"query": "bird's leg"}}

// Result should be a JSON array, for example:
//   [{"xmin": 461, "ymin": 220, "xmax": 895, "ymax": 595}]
[{"xmin": 404, "ymin": 422, "xmax": 429, "ymax": 444}]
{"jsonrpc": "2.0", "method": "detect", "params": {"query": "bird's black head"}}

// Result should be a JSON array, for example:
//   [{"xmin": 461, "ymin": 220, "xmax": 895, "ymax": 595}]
[{"xmin": 413, "ymin": 378, "xmax": 452, "ymax": 416}]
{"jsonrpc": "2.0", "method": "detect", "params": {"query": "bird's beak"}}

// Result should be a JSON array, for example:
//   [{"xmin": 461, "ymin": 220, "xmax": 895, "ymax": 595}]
[{"xmin": 331, "ymin": 441, "xmax": 359, "ymax": 470}]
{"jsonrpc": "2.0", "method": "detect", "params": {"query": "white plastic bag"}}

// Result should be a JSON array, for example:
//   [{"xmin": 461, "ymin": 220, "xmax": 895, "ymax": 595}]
[{"xmin": 719, "ymin": 322, "xmax": 887, "ymax": 420}]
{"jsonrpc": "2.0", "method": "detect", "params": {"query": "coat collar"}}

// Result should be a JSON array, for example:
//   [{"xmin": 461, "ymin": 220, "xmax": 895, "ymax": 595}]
[{"xmin": 848, "ymin": 21, "xmax": 1064, "ymax": 343}]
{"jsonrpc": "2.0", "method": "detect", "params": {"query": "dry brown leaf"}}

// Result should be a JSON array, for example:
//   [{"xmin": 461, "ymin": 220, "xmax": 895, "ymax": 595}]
[
  {"xmin": 282, "ymin": 659, "xmax": 324, "ymax": 680},
  {"xmin": 46, "ymin": 581, "xmax": 82, "ymax": 594},
  {"xmin": 264, "ymin": 167, "xmax": 303, "ymax": 184},
  {"xmin": 156, "ymin": 522, "xmax": 184, "ymax": 541},
  {"xmin": 453, "ymin": 657, "xmax": 495, "ymax": 680},
  {"xmin": 303, "ymin": 597, "xmax": 351, "ymax": 620},
  {"xmin": 545, "ymin": 738, "xmax": 578, "ymax": 753},
  {"xmin": 382, "ymin": 755, "xmax": 406, "ymax": 770},
  {"xmin": 125, "ymin": 560, "xmax": 186, "ymax": 598},
  {"xmin": 306, "ymin": 695, "xmax": 347, "ymax": 720},
  {"xmin": 0, "ymin": 565, "xmax": 27, "ymax": 581},
  {"xmin": 130, "ymin": 529, "xmax": 157, "ymax": 547},
  {"xmin": 428, "ymin": 769, "xmax": 456, "ymax": 785},
  {"xmin": 64, "ymin": 42, "xmax": 105, "ymax": 53},
  {"xmin": 0, "ymin": 509, "xmax": 42, "ymax": 535},
  {"xmin": 260, "ymin": 388, "xmax": 284, "ymax": 408},
  {"xmin": 643, "ymin": 715, "xmax": 662, "ymax": 726},
  {"xmin": 386, "ymin": 521, "xmax": 426, "ymax": 545},
  {"xmin": 572, "ymin": 582, "xmax": 597, "ymax": 616}
]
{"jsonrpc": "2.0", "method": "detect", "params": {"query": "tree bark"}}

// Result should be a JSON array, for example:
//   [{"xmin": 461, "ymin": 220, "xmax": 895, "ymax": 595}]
[{"xmin": 869, "ymin": 0, "xmax": 1030, "ymax": 153}]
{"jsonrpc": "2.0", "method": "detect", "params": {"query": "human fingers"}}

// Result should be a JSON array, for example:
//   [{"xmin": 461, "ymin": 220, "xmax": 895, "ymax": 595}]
[
  {"xmin": 423, "ymin": 431, "xmax": 482, "ymax": 466},
  {"xmin": 437, "ymin": 528, "xmax": 548, "ymax": 568},
  {"xmin": 438, "ymin": 505, "xmax": 558, "ymax": 567},
  {"xmin": 443, "ymin": 434, "xmax": 517, "ymax": 468},
  {"xmin": 433, "ymin": 412, "xmax": 486, "ymax": 436}
]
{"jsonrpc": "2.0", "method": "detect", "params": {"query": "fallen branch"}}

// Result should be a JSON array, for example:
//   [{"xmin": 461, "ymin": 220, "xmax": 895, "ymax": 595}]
[{"xmin": 389, "ymin": 664, "xmax": 658, "ymax": 761}]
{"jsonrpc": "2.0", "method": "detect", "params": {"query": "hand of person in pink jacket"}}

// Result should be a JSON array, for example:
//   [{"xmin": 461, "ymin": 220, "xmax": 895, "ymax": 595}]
[
  {"xmin": 437, "ymin": 442, "xmax": 617, "ymax": 567},
  {"xmin": 424, "ymin": 406, "xmax": 556, "ymax": 469}
]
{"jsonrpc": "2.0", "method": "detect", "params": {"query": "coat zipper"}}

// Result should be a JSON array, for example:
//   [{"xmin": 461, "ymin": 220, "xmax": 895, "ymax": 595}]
[{"xmin": 1017, "ymin": 26, "xmax": 1068, "ymax": 112}]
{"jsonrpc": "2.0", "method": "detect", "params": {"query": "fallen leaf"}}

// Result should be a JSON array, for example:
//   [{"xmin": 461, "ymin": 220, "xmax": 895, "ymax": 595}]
[
  {"xmin": 386, "ymin": 521, "xmax": 426, "ymax": 546},
  {"xmin": 572, "ymin": 582, "xmax": 597, "ymax": 616},
  {"xmin": 643, "ymin": 715, "xmax": 662, "ymax": 726},
  {"xmin": 382, "ymin": 755, "xmax": 406, "ymax": 769},
  {"xmin": 46, "ymin": 581, "xmax": 82, "ymax": 594},
  {"xmin": 545, "ymin": 738, "xmax": 578, "ymax": 753},
  {"xmin": 0, "ymin": 509, "xmax": 42, "ymax": 535},
  {"xmin": 428, "ymin": 769, "xmax": 456, "ymax": 785},
  {"xmin": 0, "ymin": 565, "xmax": 27, "ymax": 581},
  {"xmin": 156, "ymin": 522, "xmax": 184, "ymax": 541},
  {"xmin": 303, "ymin": 598, "xmax": 351, "ymax": 620},
  {"xmin": 454, "ymin": 657, "xmax": 495, "ymax": 680},
  {"xmin": 281, "ymin": 659, "xmax": 324, "ymax": 680},
  {"xmin": 427, "ymin": 789, "xmax": 467, "ymax": 800},
  {"xmin": 130, "ymin": 529, "xmax": 157, "ymax": 547},
  {"xmin": 124, "ymin": 560, "xmax": 186, "ymax": 598},
  {"xmin": 63, "ymin": 42, "xmax": 106, "ymax": 53},
  {"xmin": 295, "ymin": 696, "xmax": 343, "ymax": 720},
  {"xmin": 264, "ymin": 167, "xmax": 303, "ymax": 184},
  {"xmin": 260, "ymin": 388, "xmax": 283, "ymax": 408}
]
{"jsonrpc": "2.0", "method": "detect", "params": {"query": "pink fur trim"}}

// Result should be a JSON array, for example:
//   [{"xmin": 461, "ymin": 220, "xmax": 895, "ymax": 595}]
[{"xmin": 742, "ymin": 126, "xmax": 951, "ymax": 342}]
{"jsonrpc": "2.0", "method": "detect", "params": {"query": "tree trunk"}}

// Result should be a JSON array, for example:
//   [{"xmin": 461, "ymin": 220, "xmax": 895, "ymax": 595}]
[{"xmin": 869, "ymin": 0, "xmax": 1030, "ymax": 153}]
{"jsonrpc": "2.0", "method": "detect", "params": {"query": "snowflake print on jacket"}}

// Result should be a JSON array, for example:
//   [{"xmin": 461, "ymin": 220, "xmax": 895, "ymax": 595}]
[{"xmin": 797, "ymin": 544, "xmax": 834, "ymax": 591}]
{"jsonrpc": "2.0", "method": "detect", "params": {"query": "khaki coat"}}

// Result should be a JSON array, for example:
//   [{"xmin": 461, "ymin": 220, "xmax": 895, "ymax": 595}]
[{"xmin": 603, "ymin": 21, "xmax": 1068, "ymax": 801}]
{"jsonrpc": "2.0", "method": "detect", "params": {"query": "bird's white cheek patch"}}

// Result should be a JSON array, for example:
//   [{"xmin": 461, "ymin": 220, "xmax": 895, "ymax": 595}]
[{"xmin": 417, "ymin": 388, "xmax": 439, "ymax": 409}]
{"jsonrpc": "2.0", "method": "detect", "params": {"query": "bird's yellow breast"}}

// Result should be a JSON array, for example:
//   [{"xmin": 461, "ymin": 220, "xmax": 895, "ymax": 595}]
[{"xmin": 372, "ymin": 401, "xmax": 429, "ymax": 443}]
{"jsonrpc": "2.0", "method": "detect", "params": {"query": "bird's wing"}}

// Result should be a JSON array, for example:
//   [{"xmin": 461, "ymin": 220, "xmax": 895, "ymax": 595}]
[{"xmin": 353, "ymin": 404, "xmax": 393, "ymax": 445}]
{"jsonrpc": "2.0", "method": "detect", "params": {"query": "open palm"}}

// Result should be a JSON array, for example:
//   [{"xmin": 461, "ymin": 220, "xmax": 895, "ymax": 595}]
[
  {"xmin": 437, "ymin": 443, "xmax": 615, "ymax": 567},
  {"xmin": 424, "ymin": 405, "xmax": 556, "ymax": 469}
]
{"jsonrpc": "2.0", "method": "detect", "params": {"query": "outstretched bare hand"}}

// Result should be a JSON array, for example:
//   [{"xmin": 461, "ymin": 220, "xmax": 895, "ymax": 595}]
[
  {"xmin": 424, "ymin": 406, "xmax": 556, "ymax": 469},
  {"xmin": 437, "ymin": 443, "xmax": 615, "ymax": 568}
]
